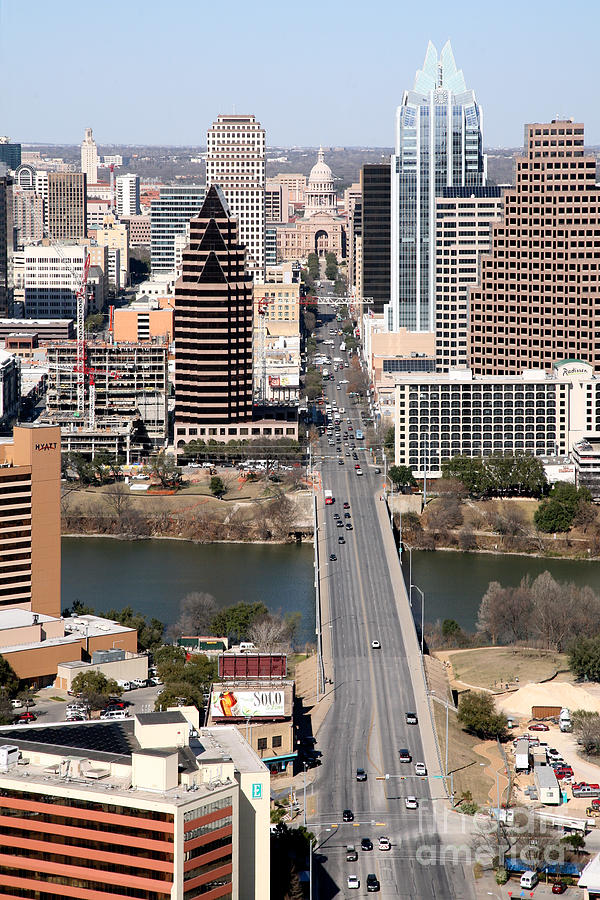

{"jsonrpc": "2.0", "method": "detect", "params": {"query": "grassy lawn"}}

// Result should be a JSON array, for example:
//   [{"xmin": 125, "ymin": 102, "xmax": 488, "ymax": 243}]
[
  {"xmin": 433, "ymin": 702, "xmax": 493, "ymax": 807},
  {"xmin": 448, "ymin": 647, "xmax": 568, "ymax": 692}
]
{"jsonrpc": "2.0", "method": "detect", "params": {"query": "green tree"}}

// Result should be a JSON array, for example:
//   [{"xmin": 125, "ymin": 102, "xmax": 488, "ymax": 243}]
[
  {"xmin": 568, "ymin": 636, "xmax": 600, "ymax": 682},
  {"xmin": 85, "ymin": 313, "xmax": 104, "ymax": 333},
  {"xmin": 210, "ymin": 602, "xmax": 268, "ymax": 643},
  {"xmin": 71, "ymin": 671, "xmax": 122, "ymax": 710},
  {"xmin": 325, "ymin": 252, "xmax": 338, "ymax": 281},
  {"xmin": 150, "ymin": 451, "xmax": 182, "ymax": 489},
  {"xmin": 103, "ymin": 606, "xmax": 164, "ymax": 652},
  {"xmin": 534, "ymin": 482, "xmax": 590, "ymax": 533},
  {"xmin": 307, "ymin": 253, "xmax": 319, "ymax": 280},
  {"xmin": 210, "ymin": 476, "xmax": 226, "ymax": 498},
  {"xmin": 384, "ymin": 427, "xmax": 395, "ymax": 455},
  {"xmin": 442, "ymin": 619, "xmax": 462, "ymax": 639},
  {"xmin": 67, "ymin": 452, "xmax": 96, "ymax": 485},
  {"xmin": 389, "ymin": 465, "xmax": 416, "ymax": 489},
  {"xmin": 0, "ymin": 656, "xmax": 19, "ymax": 698},
  {"xmin": 441, "ymin": 456, "xmax": 488, "ymax": 496},
  {"xmin": 458, "ymin": 691, "xmax": 508, "ymax": 739}
]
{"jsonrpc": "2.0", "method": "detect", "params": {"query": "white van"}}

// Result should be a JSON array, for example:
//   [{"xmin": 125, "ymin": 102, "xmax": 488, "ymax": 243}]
[
  {"xmin": 100, "ymin": 709, "xmax": 129, "ymax": 720},
  {"xmin": 239, "ymin": 642, "xmax": 256, "ymax": 653},
  {"xmin": 520, "ymin": 871, "xmax": 538, "ymax": 890}
]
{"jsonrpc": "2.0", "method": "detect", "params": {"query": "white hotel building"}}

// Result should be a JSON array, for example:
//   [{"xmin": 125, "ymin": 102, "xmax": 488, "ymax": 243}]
[{"xmin": 394, "ymin": 360, "xmax": 600, "ymax": 476}]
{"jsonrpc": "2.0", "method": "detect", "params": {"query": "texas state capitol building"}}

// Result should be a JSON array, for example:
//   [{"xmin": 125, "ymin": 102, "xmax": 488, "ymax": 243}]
[{"xmin": 275, "ymin": 148, "xmax": 346, "ymax": 260}]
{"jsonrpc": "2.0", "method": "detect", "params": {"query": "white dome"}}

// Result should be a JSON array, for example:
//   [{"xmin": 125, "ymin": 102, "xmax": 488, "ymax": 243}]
[{"xmin": 308, "ymin": 147, "xmax": 333, "ymax": 184}]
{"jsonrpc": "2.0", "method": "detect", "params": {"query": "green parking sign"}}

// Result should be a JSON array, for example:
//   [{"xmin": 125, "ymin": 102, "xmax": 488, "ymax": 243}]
[{"xmin": 252, "ymin": 783, "xmax": 262, "ymax": 799}]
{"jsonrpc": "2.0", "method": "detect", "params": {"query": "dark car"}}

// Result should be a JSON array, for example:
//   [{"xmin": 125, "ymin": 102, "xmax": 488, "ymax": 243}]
[
  {"xmin": 344, "ymin": 512, "xmax": 351, "ymax": 518},
  {"xmin": 367, "ymin": 873, "xmax": 380, "ymax": 892},
  {"xmin": 346, "ymin": 523, "xmax": 353, "ymax": 530},
  {"xmin": 551, "ymin": 883, "xmax": 567, "ymax": 894},
  {"xmin": 361, "ymin": 838, "xmax": 373, "ymax": 851},
  {"xmin": 398, "ymin": 748, "xmax": 412, "ymax": 763},
  {"xmin": 338, "ymin": 536, "xmax": 345, "ymax": 544},
  {"xmin": 405, "ymin": 712, "xmax": 418, "ymax": 725},
  {"xmin": 342, "ymin": 809, "xmax": 354, "ymax": 822},
  {"xmin": 329, "ymin": 553, "xmax": 337, "ymax": 561},
  {"xmin": 528, "ymin": 723, "xmax": 550, "ymax": 731},
  {"xmin": 356, "ymin": 768, "xmax": 367, "ymax": 782},
  {"xmin": 343, "ymin": 502, "xmax": 350, "ymax": 509},
  {"xmin": 337, "ymin": 520, "xmax": 344, "ymax": 527}
]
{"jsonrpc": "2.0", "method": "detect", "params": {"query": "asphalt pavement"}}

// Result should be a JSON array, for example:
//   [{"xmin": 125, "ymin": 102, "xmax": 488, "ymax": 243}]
[{"xmin": 310, "ymin": 308, "xmax": 474, "ymax": 899}]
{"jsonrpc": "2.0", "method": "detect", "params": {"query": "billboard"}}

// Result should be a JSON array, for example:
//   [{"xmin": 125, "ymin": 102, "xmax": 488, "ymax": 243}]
[
  {"xmin": 218, "ymin": 653, "xmax": 287, "ymax": 679},
  {"xmin": 210, "ymin": 688, "xmax": 285, "ymax": 719}
]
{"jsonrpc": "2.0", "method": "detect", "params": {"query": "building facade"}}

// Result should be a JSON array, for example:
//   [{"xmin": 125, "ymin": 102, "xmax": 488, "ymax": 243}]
[
  {"xmin": 116, "ymin": 173, "xmax": 141, "ymax": 217},
  {"xmin": 0, "ymin": 424, "xmax": 61, "ymax": 617},
  {"xmin": 0, "ymin": 137, "xmax": 21, "ymax": 170},
  {"xmin": 393, "ymin": 360, "xmax": 600, "ymax": 475},
  {"xmin": 150, "ymin": 185, "xmax": 205, "ymax": 273},
  {"xmin": 390, "ymin": 41, "xmax": 485, "ymax": 332},
  {"xmin": 13, "ymin": 187, "xmax": 44, "ymax": 248},
  {"xmin": 360, "ymin": 163, "xmax": 391, "ymax": 315},
  {"xmin": 435, "ymin": 187, "xmax": 503, "ymax": 372},
  {"xmin": 0, "ymin": 350, "xmax": 20, "ymax": 427},
  {"xmin": 206, "ymin": 114, "xmax": 266, "ymax": 281},
  {"xmin": 470, "ymin": 120, "xmax": 600, "ymax": 375},
  {"xmin": 123, "ymin": 213, "xmax": 150, "ymax": 245},
  {"xmin": 0, "ymin": 174, "xmax": 13, "ymax": 316},
  {"xmin": 47, "ymin": 172, "xmax": 87, "ymax": 241},
  {"xmin": 265, "ymin": 180, "xmax": 289, "ymax": 224},
  {"xmin": 80, "ymin": 126, "xmax": 99, "ymax": 185},
  {"xmin": 22, "ymin": 244, "xmax": 90, "ymax": 319},
  {"xmin": 271, "ymin": 173, "xmax": 306, "ymax": 204},
  {"xmin": 91, "ymin": 212, "xmax": 129, "ymax": 288}
]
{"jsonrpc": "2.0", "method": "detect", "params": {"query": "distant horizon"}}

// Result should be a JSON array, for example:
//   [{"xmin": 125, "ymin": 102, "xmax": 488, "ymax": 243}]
[{"xmin": 21, "ymin": 141, "xmax": 600, "ymax": 153}]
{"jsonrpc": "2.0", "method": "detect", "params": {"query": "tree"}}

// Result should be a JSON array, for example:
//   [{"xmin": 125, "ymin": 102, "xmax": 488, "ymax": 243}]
[
  {"xmin": 384, "ymin": 427, "xmax": 395, "ymax": 455},
  {"xmin": 568, "ymin": 636, "xmax": 600, "ymax": 682},
  {"xmin": 210, "ymin": 602, "xmax": 268, "ymax": 643},
  {"xmin": 534, "ymin": 481, "xmax": 591, "ymax": 533},
  {"xmin": 249, "ymin": 613, "xmax": 296, "ymax": 653},
  {"xmin": 307, "ymin": 253, "xmax": 319, "ymax": 280},
  {"xmin": 477, "ymin": 582, "xmax": 509, "ymax": 645},
  {"xmin": 169, "ymin": 592, "xmax": 218, "ymax": 640},
  {"xmin": 424, "ymin": 495, "xmax": 463, "ymax": 530},
  {"xmin": 458, "ymin": 691, "xmax": 507, "ymax": 739},
  {"xmin": 389, "ymin": 465, "xmax": 416, "ymax": 489},
  {"xmin": 571, "ymin": 710, "xmax": 600, "ymax": 754},
  {"xmin": 268, "ymin": 494, "xmax": 297, "ymax": 539},
  {"xmin": 210, "ymin": 476, "xmax": 226, "ymax": 498},
  {"xmin": 71, "ymin": 671, "xmax": 122, "ymax": 710},
  {"xmin": 85, "ymin": 313, "xmax": 104, "ymax": 333},
  {"xmin": 325, "ymin": 252, "xmax": 338, "ymax": 281},
  {"xmin": 442, "ymin": 456, "xmax": 488, "ymax": 496},
  {"xmin": 103, "ymin": 606, "xmax": 164, "ymax": 651},
  {"xmin": 0, "ymin": 656, "xmax": 19, "ymax": 698},
  {"xmin": 103, "ymin": 483, "xmax": 132, "ymax": 520},
  {"xmin": 67, "ymin": 452, "xmax": 96, "ymax": 486},
  {"xmin": 150, "ymin": 451, "xmax": 182, "ymax": 489}
]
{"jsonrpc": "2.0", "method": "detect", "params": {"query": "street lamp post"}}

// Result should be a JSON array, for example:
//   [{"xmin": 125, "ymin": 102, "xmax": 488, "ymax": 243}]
[
  {"xmin": 412, "ymin": 585, "xmax": 425, "ymax": 655},
  {"xmin": 303, "ymin": 763, "xmax": 308, "ymax": 827}
]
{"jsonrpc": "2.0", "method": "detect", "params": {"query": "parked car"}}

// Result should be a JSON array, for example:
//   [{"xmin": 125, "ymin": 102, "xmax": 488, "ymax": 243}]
[
  {"xmin": 554, "ymin": 766, "xmax": 574, "ymax": 780},
  {"xmin": 10, "ymin": 699, "xmax": 23, "ymax": 709},
  {"xmin": 528, "ymin": 723, "xmax": 550, "ymax": 731},
  {"xmin": 131, "ymin": 679, "xmax": 147, "ymax": 689},
  {"xmin": 551, "ymin": 883, "xmax": 567, "ymax": 894},
  {"xmin": 17, "ymin": 712, "xmax": 36, "ymax": 724}
]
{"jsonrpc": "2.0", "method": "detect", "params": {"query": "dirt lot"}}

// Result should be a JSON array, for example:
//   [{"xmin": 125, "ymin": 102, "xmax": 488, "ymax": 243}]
[
  {"xmin": 432, "ymin": 702, "xmax": 493, "ymax": 807},
  {"xmin": 437, "ymin": 647, "xmax": 569, "ymax": 694}
]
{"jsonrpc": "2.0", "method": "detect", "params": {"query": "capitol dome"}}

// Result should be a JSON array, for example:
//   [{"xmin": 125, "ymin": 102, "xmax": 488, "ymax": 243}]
[
  {"xmin": 304, "ymin": 147, "xmax": 337, "ymax": 218},
  {"xmin": 308, "ymin": 147, "xmax": 333, "ymax": 186}
]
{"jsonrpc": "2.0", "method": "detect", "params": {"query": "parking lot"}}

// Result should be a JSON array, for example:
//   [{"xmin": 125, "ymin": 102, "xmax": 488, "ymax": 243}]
[{"xmin": 14, "ymin": 684, "xmax": 162, "ymax": 725}]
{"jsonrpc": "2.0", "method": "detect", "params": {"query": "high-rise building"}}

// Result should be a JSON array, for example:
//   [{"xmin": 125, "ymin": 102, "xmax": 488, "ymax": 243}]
[
  {"xmin": 174, "ymin": 185, "xmax": 253, "ymax": 445},
  {"xmin": 0, "ymin": 424, "xmax": 61, "ymax": 616},
  {"xmin": 0, "ymin": 174, "xmax": 13, "ymax": 316},
  {"xmin": 0, "ymin": 137, "xmax": 21, "ymax": 171},
  {"xmin": 91, "ymin": 212, "xmax": 129, "ymax": 288},
  {"xmin": 360, "ymin": 163, "xmax": 391, "ymax": 315},
  {"xmin": 13, "ymin": 188, "xmax": 44, "ymax": 247},
  {"xmin": 435, "ymin": 187, "xmax": 504, "ymax": 372},
  {"xmin": 150, "ymin": 185, "xmax": 205, "ymax": 273},
  {"xmin": 0, "ymin": 711, "xmax": 271, "ymax": 899},
  {"xmin": 47, "ymin": 172, "xmax": 87, "ymax": 240},
  {"xmin": 471, "ymin": 120, "xmax": 600, "ymax": 375},
  {"xmin": 80, "ymin": 126, "xmax": 98, "ymax": 185},
  {"xmin": 116, "ymin": 172, "xmax": 141, "ymax": 216},
  {"xmin": 206, "ymin": 114, "xmax": 266, "ymax": 281},
  {"xmin": 389, "ymin": 41, "xmax": 485, "ymax": 332},
  {"xmin": 22, "ymin": 244, "xmax": 90, "ymax": 318}
]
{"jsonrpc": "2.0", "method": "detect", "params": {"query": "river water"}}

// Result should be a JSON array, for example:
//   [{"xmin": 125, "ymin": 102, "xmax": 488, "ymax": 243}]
[
  {"xmin": 61, "ymin": 538, "xmax": 316, "ymax": 645},
  {"xmin": 61, "ymin": 538, "xmax": 600, "ymax": 642}
]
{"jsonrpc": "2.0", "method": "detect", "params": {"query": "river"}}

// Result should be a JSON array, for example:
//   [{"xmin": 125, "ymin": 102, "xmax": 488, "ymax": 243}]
[
  {"xmin": 61, "ymin": 538, "xmax": 600, "ymax": 643},
  {"xmin": 61, "ymin": 538, "xmax": 316, "ymax": 645}
]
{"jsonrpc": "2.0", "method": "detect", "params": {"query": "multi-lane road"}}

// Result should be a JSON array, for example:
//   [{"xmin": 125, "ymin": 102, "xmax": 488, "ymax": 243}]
[{"xmin": 309, "ymin": 308, "xmax": 474, "ymax": 899}]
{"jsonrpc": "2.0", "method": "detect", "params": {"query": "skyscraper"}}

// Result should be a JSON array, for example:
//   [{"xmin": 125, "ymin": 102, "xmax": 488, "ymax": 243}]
[
  {"xmin": 116, "ymin": 173, "xmax": 140, "ymax": 216},
  {"xmin": 360, "ymin": 163, "xmax": 391, "ymax": 315},
  {"xmin": 0, "ymin": 137, "xmax": 21, "ymax": 171},
  {"xmin": 80, "ymin": 127, "xmax": 98, "ymax": 185},
  {"xmin": 471, "ymin": 120, "xmax": 600, "ymax": 375},
  {"xmin": 206, "ymin": 114, "xmax": 266, "ymax": 281},
  {"xmin": 0, "ymin": 173, "xmax": 13, "ymax": 316},
  {"xmin": 150, "ymin": 185, "xmax": 205, "ymax": 273},
  {"xmin": 174, "ymin": 185, "xmax": 254, "ymax": 446},
  {"xmin": 47, "ymin": 172, "xmax": 87, "ymax": 240},
  {"xmin": 389, "ymin": 41, "xmax": 485, "ymax": 332}
]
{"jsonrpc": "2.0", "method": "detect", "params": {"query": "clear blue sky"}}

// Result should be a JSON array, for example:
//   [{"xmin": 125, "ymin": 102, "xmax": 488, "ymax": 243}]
[{"xmin": 1, "ymin": 0, "xmax": 597, "ymax": 149}]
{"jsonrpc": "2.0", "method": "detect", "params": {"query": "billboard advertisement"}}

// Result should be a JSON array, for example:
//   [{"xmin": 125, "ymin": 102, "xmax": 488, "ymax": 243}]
[
  {"xmin": 218, "ymin": 653, "xmax": 287, "ymax": 679},
  {"xmin": 210, "ymin": 688, "xmax": 285, "ymax": 719}
]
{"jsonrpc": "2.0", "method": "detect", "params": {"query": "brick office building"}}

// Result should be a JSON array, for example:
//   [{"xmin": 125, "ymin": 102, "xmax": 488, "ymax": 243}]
[{"xmin": 470, "ymin": 120, "xmax": 600, "ymax": 375}]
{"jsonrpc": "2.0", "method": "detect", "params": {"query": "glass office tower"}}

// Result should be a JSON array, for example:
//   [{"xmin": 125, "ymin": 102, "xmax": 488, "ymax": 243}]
[{"xmin": 389, "ymin": 41, "xmax": 485, "ymax": 332}]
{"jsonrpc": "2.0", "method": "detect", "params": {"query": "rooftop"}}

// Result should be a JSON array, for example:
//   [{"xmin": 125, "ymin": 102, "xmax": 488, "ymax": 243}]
[
  {"xmin": 63, "ymin": 614, "xmax": 136, "ymax": 639},
  {"xmin": 0, "ymin": 609, "xmax": 57, "ymax": 630}
]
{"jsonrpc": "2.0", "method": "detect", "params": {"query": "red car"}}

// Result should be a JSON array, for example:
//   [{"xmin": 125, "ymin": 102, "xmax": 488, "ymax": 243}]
[
  {"xmin": 554, "ymin": 766, "xmax": 574, "ymax": 780},
  {"xmin": 552, "ymin": 882, "xmax": 566, "ymax": 894},
  {"xmin": 17, "ymin": 712, "xmax": 36, "ymax": 724},
  {"xmin": 528, "ymin": 723, "xmax": 550, "ymax": 731}
]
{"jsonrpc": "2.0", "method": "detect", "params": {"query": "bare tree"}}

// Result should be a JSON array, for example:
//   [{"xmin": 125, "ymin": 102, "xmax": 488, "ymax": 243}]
[
  {"xmin": 476, "ymin": 582, "xmax": 509, "ymax": 645},
  {"xmin": 248, "ymin": 614, "xmax": 293, "ymax": 653},
  {"xmin": 168, "ymin": 592, "xmax": 218, "ymax": 640},
  {"xmin": 103, "ymin": 483, "xmax": 132, "ymax": 521},
  {"xmin": 267, "ymin": 494, "xmax": 297, "ymax": 539}
]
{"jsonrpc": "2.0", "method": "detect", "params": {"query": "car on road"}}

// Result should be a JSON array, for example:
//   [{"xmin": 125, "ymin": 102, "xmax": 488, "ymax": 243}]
[
  {"xmin": 374, "ymin": 467, "xmax": 381, "ymax": 474},
  {"xmin": 336, "ymin": 520, "xmax": 344, "ymax": 527},
  {"xmin": 10, "ymin": 699, "xmax": 23, "ymax": 709},
  {"xmin": 371, "ymin": 640, "xmax": 381, "ymax": 649},
  {"xmin": 347, "ymin": 875, "xmax": 360, "ymax": 889},
  {"xmin": 343, "ymin": 502, "xmax": 350, "ymax": 509},
  {"xmin": 378, "ymin": 836, "xmax": 391, "ymax": 851},
  {"xmin": 529, "ymin": 723, "xmax": 550, "ymax": 731},
  {"xmin": 406, "ymin": 712, "xmax": 418, "ymax": 725},
  {"xmin": 356, "ymin": 468, "xmax": 363, "ymax": 476},
  {"xmin": 398, "ymin": 748, "xmax": 412, "ymax": 763},
  {"xmin": 329, "ymin": 553, "xmax": 337, "ymax": 561},
  {"xmin": 17, "ymin": 712, "xmax": 36, "ymax": 724},
  {"xmin": 405, "ymin": 796, "xmax": 418, "ymax": 809},
  {"xmin": 354, "ymin": 463, "xmax": 361, "ymax": 469},
  {"xmin": 345, "ymin": 523, "xmax": 353, "ymax": 530},
  {"xmin": 367, "ymin": 873, "xmax": 380, "ymax": 892},
  {"xmin": 346, "ymin": 844, "xmax": 358, "ymax": 861},
  {"xmin": 343, "ymin": 809, "xmax": 354, "ymax": 822},
  {"xmin": 344, "ymin": 512, "xmax": 351, "ymax": 518},
  {"xmin": 338, "ymin": 459, "xmax": 344, "ymax": 465},
  {"xmin": 361, "ymin": 838, "xmax": 373, "ymax": 851},
  {"xmin": 415, "ymin": 762, "xmax": 427, "ymax": 776},
  {"xmin": 338, "ymin": 536, "xmax": 345, "ymax": 544},
  {"xmin": 356, "ymin": 768, "xmax": 367, "ymax": 782}
]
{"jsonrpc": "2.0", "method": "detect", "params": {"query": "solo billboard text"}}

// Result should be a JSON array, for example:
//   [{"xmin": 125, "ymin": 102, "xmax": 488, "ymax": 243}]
[{"xmin": 210, "ymin": 689, "xmax": 285, "ymax": 718}]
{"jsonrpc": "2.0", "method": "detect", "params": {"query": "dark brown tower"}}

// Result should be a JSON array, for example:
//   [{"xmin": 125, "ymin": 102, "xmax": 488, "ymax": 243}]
[
  {"xmin": 174, "ymin": 185, "xmax": 253, "ymax": 447},
  {"xmin": 470, "ymin": 120, "xmax": 600, "ymax": 374}
]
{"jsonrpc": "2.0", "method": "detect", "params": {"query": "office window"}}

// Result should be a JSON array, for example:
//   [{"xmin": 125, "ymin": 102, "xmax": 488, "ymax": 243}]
[{"xmin": 257, "ymin": 738, "xmax": 268, "ymax": 751}]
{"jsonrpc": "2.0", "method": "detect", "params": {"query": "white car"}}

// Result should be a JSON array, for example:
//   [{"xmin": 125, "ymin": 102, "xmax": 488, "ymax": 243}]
[
  {"xmin": 10, "ymin": 699, "xmax": 23, "ymax": 709},
  {"xmin": 347, "ymin": 875, "xmax": 360, "ymax": 889},
  {"xmin": 131, "ymin": 679, "xmax": 147, "ymax": 689},
  {"xmin": 356, "ymin": 468, "xmax": 363, "ymax": 476},
  {"xmin": 415, "ymin": 763, "xmax": 427, "ymax": 776},
  {"xmin": 405, "ymin": 796, "xmax": 418, "ymax": 809},
  {"xmin": 371, "ymin": 640, "xmax": 381, "ymax": 649},
  {"xmin": 378, "ymin": 836, "xmax": 391, "ymax": 851}
]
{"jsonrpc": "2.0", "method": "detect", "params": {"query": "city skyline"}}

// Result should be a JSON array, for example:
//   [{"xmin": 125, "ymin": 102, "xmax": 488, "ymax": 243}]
[{"xmin": 1, "ymin": 0, "xmax": 598, "ymax": 148}]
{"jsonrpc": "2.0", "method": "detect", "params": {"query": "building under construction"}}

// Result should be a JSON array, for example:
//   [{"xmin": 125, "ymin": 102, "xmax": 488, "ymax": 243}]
[{"xmin": 43, "ymin": 338, "xmax": 169, "ymax": 460}]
